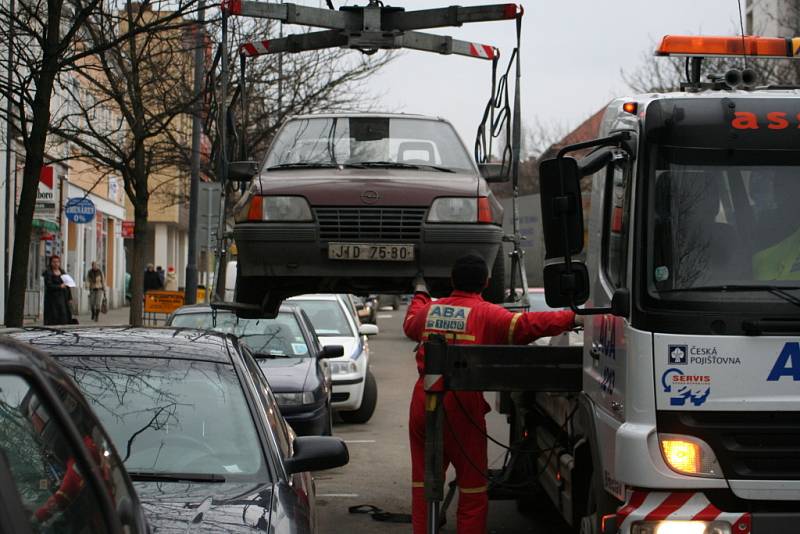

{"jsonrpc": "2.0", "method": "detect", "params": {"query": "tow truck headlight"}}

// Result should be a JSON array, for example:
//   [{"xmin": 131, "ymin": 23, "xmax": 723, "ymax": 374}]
[
  {"xmin": 427, "ymin": 197, "xmax": 492, "ymax": 223},
  {"xmin": 631, "ymin": 520, "xmax": 731, "ymax": 534},
  {"xmin": 246, "ymin": 196, "xmax": 313, "ymax": 222},
  {"xmin": 274, "ymin": 391, "xmax": 315, "ymax": 406},
  {"xmin": 329, "ymin": 361, "xmax": 358, "ymax": 375},
  {"xmin": 659, "ymin": 434, "xmax": 723, "ymax": 478}
]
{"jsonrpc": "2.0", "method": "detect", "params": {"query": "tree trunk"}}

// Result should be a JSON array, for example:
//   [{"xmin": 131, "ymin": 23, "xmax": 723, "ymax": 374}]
[
  {"xmin": 128, "ymin": 203, "xmax": 148, "ymax": 326},
  {"xmin": 5, "ymin": 66, "xmax": 57, "ymax": 326}
]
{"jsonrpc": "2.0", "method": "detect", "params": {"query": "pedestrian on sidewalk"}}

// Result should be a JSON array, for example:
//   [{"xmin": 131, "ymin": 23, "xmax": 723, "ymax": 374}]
[
  {"xmin": 144, "ymin": 264, "xmax": 162, "ymax": 293},
  {"xmin": 85, "ymin": 262, "xmax": 105, "ymax": 322},
  {"xmin": 156, "ymin": 265, "xmax": 165, "ymax": 288},
  {"xmin": 43, "ymin": 256, "xmax": 73, "ymax": 325}
]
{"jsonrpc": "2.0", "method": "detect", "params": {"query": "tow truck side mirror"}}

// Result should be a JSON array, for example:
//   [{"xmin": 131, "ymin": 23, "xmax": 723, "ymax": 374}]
[
  {"xmin": 478, "ymin": 162, "xmax": 509, "ymax": 183},
  {"xmin": 229, "ymin": 160, "xmax": 259, "ymax": 182},
  {"xmin": 539, "ymin": 157, "xmax": 584, "ymax": 258},
  {"xmin": 543, "ymin": 262, "xmax": 590, "ymax": 308}
]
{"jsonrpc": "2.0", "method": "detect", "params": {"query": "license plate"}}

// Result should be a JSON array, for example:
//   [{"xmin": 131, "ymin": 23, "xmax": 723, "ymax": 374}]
[{"xmin": 328, "ymin": 243, "xmax": 414, "ymax": 261}]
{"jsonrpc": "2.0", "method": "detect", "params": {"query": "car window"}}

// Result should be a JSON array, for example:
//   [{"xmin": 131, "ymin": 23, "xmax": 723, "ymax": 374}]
[
  {"xmin": 55, "ymin": 356, "xmax": 268, "ymax": 482},
  {"xmin": 171, "ymin": 311, "xmax": 310, "ymax": 357},
  {"xmin": 265, "ymin": 117, "xmax": 474, "ymax": 172},
  {"xmin": 0, "ymin": 373, "xmax": 111, "ymax": 533},
  {"xmin": 293, "ymin": 300, "xmax": 354, "ymax": 337},
  {"xmin": 239, "ymin": 351, "xmax": 293, "ymax": 460}
]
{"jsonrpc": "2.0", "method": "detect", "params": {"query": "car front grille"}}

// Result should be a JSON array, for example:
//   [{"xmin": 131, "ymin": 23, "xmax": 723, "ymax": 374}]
[
  {"xmin": 315, "ymin": 207, "xmax": 426, "ymax": 241},
  {"xmin": 657, "ymin": 411, "xmax": 800, "ymax": 480}
]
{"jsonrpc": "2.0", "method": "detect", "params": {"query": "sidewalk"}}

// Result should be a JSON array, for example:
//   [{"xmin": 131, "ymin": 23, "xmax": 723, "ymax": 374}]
[{"xmin": 27, "ymin": 306, "xmax": 132, "ymax": 327}]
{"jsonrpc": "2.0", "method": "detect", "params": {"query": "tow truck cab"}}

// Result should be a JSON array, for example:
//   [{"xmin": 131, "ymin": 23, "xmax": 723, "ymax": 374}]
[{"xmin": 524, "ymin": 45, "xmax": 800, "ymax": 534}]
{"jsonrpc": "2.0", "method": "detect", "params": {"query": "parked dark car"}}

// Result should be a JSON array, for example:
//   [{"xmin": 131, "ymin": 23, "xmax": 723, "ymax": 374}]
[
  {"xmin": 0, "ymin": 335, "xmax": 148, "ymax": 534},
  {"xmin": 167, "ymin": 304, "xmax": 337, "ymax": 436},
  {"xmin": 230, "ymin": 113, "xmax": 506, "ymax": 317},
  {"xmin": 6, "ymin": 327, "xmax": 349, "ymax": 533}
]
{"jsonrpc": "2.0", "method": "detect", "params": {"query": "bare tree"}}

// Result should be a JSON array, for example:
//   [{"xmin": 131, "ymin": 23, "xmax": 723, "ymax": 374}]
[{"xmin": 50, "ymin": 0, "xmax": 201, "ymax": 326}]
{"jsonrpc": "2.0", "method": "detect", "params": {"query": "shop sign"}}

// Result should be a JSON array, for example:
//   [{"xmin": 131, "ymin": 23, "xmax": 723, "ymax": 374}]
[
  {"xmin": 144, "ymin": 291, "xmax": 185, "ymax": 314},
  {"xmin": 65, "ymin": 197, "xmax": 96, "ymax": 223},
  {"xmin": 121, "ymin": 221, "xmax": 135, "ymax": 239},
  {"xmin": 34, "ymin": 166, "xmax": 58, "ymax": 222}
]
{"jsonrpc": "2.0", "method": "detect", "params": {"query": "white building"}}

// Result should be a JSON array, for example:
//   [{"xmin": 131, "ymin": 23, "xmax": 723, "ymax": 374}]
[{"xmin": 746, "ymin": 0, "xmax": 800, "ymax": 35}]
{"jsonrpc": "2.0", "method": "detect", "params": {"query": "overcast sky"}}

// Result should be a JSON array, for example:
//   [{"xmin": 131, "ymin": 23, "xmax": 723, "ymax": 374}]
[{"xmin": 291, "ymin": 0, "xmax": 743, "ymax": 143}]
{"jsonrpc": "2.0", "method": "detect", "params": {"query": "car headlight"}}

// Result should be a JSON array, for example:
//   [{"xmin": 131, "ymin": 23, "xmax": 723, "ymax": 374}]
[
  {"xmin": 274, "ymin": 391, "xmax": 315, "ymax": 406},
  {"xmin": 632, "ymin": 520, "xmax": 731, "ymax": 534},
  {"xmin": 659, "ymin": 433, "xmax": 723, "ymax": 478},
  {"xmin": 427, "ymin": 197, "xmax": 492, "ymax": 223},
  {"xmin": 329, "ymin": 361, "xmax": 358, "ymax": 375},
  {"xmin": 245, "ymin": 196, "xmax": 313, "ymax": 222}
]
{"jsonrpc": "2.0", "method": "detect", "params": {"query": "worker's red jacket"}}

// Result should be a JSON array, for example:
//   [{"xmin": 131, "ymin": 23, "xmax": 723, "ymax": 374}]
[{"xmin": 403, "ymin": 290, "xmax": 576, "ymax": 375}]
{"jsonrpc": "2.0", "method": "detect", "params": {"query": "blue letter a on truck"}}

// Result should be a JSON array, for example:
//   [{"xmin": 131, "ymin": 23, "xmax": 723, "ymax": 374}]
[{"xmin": 767, "ymin": 342, "xmax": 800, "ymax": 381}]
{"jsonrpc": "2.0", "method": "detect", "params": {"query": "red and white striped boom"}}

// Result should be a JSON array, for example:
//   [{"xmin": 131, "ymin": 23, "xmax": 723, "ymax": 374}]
[{"xmin": 225, "ymin": 1, "xmax": 519, "ymax": 60}]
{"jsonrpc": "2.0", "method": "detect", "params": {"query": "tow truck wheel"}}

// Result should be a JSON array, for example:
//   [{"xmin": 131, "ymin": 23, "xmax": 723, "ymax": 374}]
[
  {"xmin": 482, "ymin": 249, "xmax": 506, "ymax": 304},
  {"xmin": 579, "ymin": 471, "xmax": 618, "ymax": 534}
]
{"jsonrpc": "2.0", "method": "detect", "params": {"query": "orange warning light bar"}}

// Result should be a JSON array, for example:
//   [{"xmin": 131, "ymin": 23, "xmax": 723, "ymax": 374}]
[{"xmin": 657, "ymin": 35, "xmax": 800, "ymax": 58}]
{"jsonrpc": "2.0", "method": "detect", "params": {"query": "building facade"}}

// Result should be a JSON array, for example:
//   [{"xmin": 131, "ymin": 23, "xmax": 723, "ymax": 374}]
[{"xmin": 745, "ymin": 0, "xmax": 800, "ymax": 35}]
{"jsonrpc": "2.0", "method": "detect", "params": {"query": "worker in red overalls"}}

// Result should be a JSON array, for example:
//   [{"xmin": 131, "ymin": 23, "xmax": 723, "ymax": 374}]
[{"xmin": 403, "ymin": 254, "xmax": 580, "ymax": 533}]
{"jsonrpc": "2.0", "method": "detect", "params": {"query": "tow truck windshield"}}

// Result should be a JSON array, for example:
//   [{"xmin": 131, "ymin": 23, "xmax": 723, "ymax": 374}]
[
  {"xmin": 264, "ymin": 116, "xmax": 475, "ymax": 172},
  {"xmin": 647, "ymin": 146, "xmax": 800, "ymax": 304}
]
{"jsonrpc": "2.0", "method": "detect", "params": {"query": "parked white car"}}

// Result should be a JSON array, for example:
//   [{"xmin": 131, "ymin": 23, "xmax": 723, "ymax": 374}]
[{"xmin": 287, "ymin": 294, "xmax": 379, "ymax": 424}]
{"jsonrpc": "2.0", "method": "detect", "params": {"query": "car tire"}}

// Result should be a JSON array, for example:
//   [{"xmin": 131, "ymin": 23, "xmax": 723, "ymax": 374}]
[
  {"xmin": 340, "ymin": 370, "xmax": 377, "ymax": 424},
  {"xmin": 483, "ymin": 249, "xmax": 506, "ymax": 304}
]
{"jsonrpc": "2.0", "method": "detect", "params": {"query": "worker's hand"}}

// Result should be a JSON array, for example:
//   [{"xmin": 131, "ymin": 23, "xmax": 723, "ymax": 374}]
[
  {"xmin": 412, "ymin": 273, "xmax": 428, "ymax": 295},
  {"xmin": 573, "ymin": 314, "xmax": 584, "ymax": 329}
]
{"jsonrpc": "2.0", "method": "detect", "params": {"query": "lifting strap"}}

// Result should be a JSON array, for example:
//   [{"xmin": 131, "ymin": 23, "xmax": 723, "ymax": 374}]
[{"xmin": 348, "ymin": 504, "xmax": 412, "ymax": 523}]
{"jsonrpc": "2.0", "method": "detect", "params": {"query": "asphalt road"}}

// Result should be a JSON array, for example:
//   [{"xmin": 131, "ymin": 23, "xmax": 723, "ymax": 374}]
[{"xmin": 316, "ymin": 306, "xmax": 572, "ymax": 534}]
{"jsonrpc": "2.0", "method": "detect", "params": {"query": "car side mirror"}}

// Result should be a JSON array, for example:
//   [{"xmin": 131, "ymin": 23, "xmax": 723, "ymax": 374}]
[
  {"xmin": 539, "ymin": 157, "xmax": 584, "ymax": 258},
  {"xmin": 543, "ymin": 261, "xmax": 590, "ymax": 308},
  {"xmin": 478, "ymin": 162, "xmax": 509, "ymax": 183},
  {"xmin": 285, "ymin": 436, "xmax": 349, "ymax": 475},
  {"xmin": 319, "ymin": 345, "xmax": 344, "ymax": 359},
  {"xmin": 358, "ymin": 324, "xmax": 379, "ymax": 336},
  {"xmin": 229, "ymin": 160, "xmax": 259, "ymax": 182}
]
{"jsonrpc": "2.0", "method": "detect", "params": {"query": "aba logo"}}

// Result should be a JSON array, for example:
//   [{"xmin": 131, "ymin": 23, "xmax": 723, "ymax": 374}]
[
  {"xmin": 661, "ymin": 368, "xmax": 711, "ymax": 407},
  {"xmin": 668, "ymin": 344, "xmax": 688, "ymax": 365}
]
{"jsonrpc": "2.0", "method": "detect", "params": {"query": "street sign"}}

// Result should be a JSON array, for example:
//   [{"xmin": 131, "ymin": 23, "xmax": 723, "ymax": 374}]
[
  {"xmin": 64, "ymin": 197, "xmax": 96, "ymax": 224},
  {"xmin": 121, "ymin": 221, "xmax": 135, "ymax": 239}
]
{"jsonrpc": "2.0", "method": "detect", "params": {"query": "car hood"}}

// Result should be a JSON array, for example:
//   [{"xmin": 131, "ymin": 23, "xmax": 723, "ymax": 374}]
[
  {"xmin": 134, "ymin": 480, "xmax": 274, "ymax": 533},
  {"xmin": 320, "ymin": 337, "xmax": 361, "ymax": 360},
  {"xmin": 256, "ymin": 357, "xmax": 313, "ymax": 392},
  {"xmin": 254, "ymin": 168, "xmax": 481, "ymax": 206}
]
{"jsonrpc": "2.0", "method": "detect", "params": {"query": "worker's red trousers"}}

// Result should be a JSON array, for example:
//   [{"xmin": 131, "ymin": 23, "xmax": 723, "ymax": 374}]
[{"xmin": 409, "ymin": 378, "xmax": 489, "ymax": 534}]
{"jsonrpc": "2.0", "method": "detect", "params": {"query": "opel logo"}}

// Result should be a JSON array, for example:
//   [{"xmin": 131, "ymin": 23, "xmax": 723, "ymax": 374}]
[{"xmin": 361, "ymin": 190, "xmax": 381, "ymax": 204}]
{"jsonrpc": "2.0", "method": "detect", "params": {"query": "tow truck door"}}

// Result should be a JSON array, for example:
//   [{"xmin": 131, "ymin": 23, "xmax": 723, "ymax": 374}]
[{"xmin": 585, "ymin": 154, "xmax": 632, "ymax": 421}]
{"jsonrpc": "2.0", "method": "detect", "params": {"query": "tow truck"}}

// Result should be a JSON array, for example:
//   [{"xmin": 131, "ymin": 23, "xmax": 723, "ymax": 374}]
[{"xmin": 423, "ymin": 34, "xmax": 800, "ymax": 534}]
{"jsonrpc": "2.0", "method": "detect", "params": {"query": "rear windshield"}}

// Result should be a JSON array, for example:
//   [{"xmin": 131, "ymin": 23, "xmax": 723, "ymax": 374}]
[
  {"xmin": 56, "ymin": 356, "xmax": 268, "ymax": 481},
  {"xmin": 292, "ymin": 299, "xmax": 353, "ymax": 337},
  {"xmin": 265, "ymin": 117, "xmax": 474, "ymax": 172},
  {"xmin": 171, "ymin": 311, "xmax": 310, "ymax": 357}
]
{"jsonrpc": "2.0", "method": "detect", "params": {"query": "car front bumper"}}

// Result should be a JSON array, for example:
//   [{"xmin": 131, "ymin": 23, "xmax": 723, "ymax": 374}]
[
  {"xmin": 330, "ymin": 374, "xmax": 365, "ymax": 411},
  {"xmin": 233, "ymin": 222, "xmax": 503, "ymax": 280},
  {"xmin": 279, "ymin": 401, "xmax": 329, "ymax": 436}
]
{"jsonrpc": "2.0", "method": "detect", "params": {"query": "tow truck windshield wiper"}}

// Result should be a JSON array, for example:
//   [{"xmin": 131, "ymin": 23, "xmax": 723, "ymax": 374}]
[
  {"xmin": 267, "ymin": 162, "xmax": 338, "ymax": 170},
  {"xmin": 127, "ymin": 471, "xmax": 226, "ymax": 483},
  {"xmin": 660, "ymin": 284, "xmax": 800, "ymax": 308},
  {"xmin": 357, "ymin": 161, "xmax": 455, "ymax": 173}
]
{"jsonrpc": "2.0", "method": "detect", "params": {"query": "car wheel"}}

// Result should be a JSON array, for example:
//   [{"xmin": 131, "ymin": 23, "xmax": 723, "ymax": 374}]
[
  {"xmin": 482, "ymin": 249, "xmax": 506, "ymax": 304},
  {"xmin": 339, "ymin": 370, "xmax": 377, "ymax": 424}
]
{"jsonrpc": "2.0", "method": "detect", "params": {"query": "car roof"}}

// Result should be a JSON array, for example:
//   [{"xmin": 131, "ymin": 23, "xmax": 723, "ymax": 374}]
[
  {"xmin": 287, "ymin": 294, "xmax": 343, "ymax": 302},
  {"xmin": 2, "ymin": 327, "xmax": 235, "ymax": 363},
  {"xmin": 172, "ymin": 304, "xmax": 297, "ymax": 315},
  {"xmin": 288, "ymin": 112, "xmax": 443, "ymax": 122},
  {"xmin": 0, "ymin": 334, "xmax": 59, "ymax": 369}
]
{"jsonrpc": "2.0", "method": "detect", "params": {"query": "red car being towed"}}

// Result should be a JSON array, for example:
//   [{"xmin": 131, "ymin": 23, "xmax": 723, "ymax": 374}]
[{"xmin": 232, "ymin": 113, "xmax": 506, "ymax": 316}]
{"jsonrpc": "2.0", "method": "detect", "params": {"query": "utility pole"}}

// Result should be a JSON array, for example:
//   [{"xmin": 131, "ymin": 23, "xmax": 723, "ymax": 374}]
[{"xmin": 184, "ymin": 0, "xmax": 205, "ymax": 305}]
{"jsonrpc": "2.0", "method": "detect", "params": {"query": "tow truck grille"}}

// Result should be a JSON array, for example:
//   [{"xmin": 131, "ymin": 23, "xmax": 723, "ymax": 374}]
[
  {"xmin": 315, "ymin": 207, "xmax": 426, "ymax": 241},
  {"xmin": 657, "ymin": 411, "xmax": 800, "ymax": 480}
]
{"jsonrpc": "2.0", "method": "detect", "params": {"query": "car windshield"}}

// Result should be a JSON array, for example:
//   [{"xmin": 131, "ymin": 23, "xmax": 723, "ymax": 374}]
[
  {"xmin": 264, "ymin": 117, "xmax": 474, "ymax": 172},
  {"xmin": 171, "ymin": 311, "xmax": 310, "ymax": 357},
  {"xmin": 55, "ymin": 356, "xmax": 267, "ymax": 481},
  {"xmin": 647, "ymin": 146, "xmax": 800, "ymax": 302},
  {"xmin": 292, "ymin": 299, "xmax": 353, "ymax": 336}
]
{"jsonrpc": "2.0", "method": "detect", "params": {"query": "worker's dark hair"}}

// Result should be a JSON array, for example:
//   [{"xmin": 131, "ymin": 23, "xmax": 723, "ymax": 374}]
[{"xmin": 451, "ymin": 254, "xmax": 489, "ymax": 293}]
